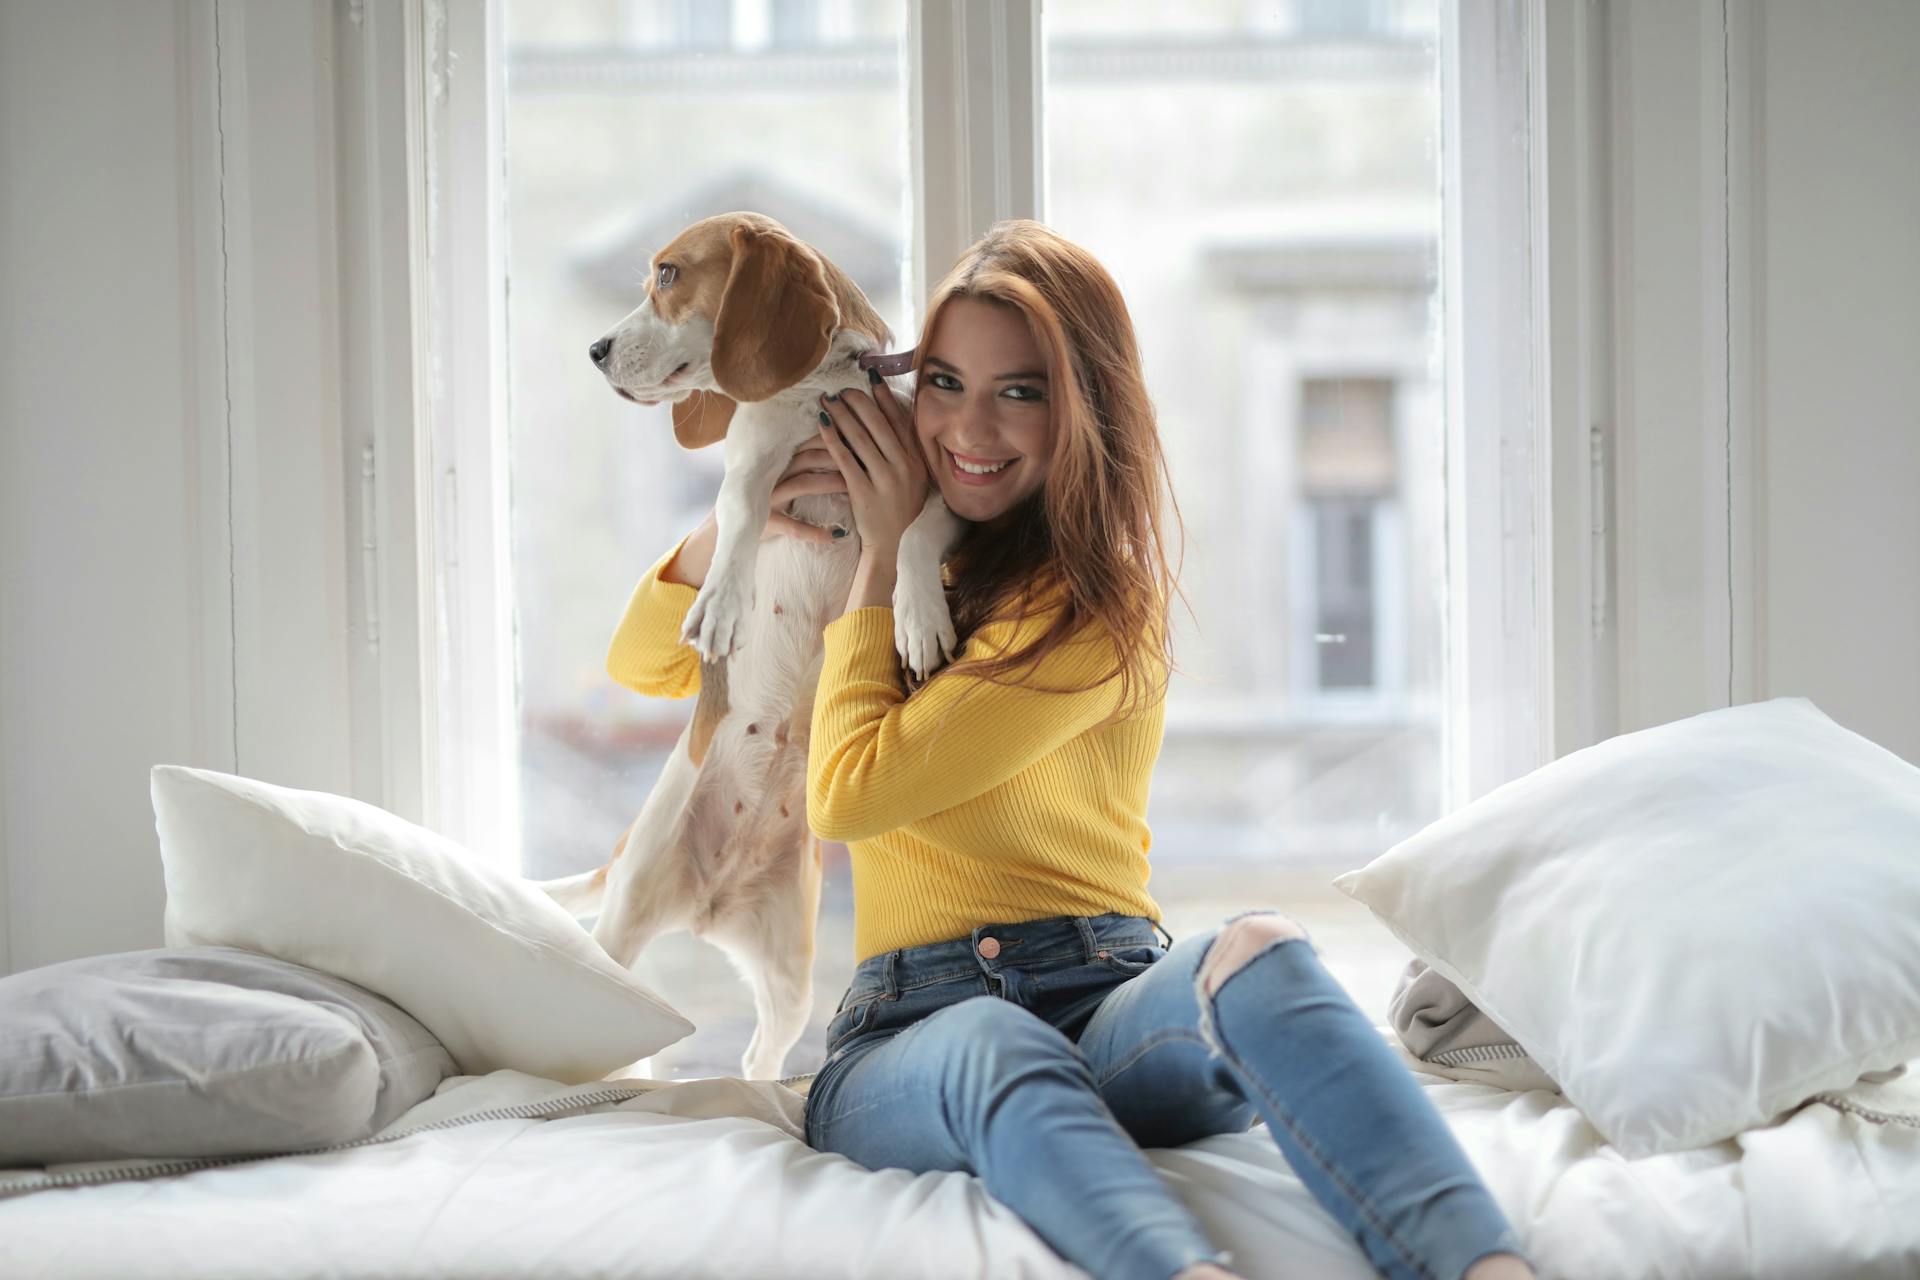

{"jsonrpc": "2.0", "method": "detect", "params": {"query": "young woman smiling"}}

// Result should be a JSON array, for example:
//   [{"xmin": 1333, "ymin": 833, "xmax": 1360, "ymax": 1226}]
[{"xmin": 647, "ymin": 221, "xmax": 1534, "ymax": 1280}]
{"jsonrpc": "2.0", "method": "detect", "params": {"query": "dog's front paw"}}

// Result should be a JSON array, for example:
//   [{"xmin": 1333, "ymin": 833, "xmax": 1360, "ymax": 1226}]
[
  {"xmin": 682, "ymin": 572, "xmax": 756, "ymax": 661},
  {"xmin": 893, "ymin": 575, "xmax": 958, "ymax": 683}
]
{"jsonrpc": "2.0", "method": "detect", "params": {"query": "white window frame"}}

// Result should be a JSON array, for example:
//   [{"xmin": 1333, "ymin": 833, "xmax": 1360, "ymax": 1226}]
[
  {"xmin": 909, "ymin": 0, "xmax": 1044, "ymax": 307},
  {"xmin": 1438, "ymin": 0, "xmax": 1560, "ymax": 807},
  {"xmin": 339, "ymin": 0, "xmax": 517, "ymax": 861},
  {"xmin": 356, "ymin": 0, "xmax": 1561, "ymax": 859},
  {"xmin": 419, "ymin": 0, "xmax": 519, "ymax": 865}
]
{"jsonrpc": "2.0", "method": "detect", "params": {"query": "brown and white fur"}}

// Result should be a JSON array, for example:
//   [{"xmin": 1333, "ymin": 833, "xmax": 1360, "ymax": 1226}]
[{"xmin": 541, "ymin": 212, "xmax": 965, "ymax": 1080}]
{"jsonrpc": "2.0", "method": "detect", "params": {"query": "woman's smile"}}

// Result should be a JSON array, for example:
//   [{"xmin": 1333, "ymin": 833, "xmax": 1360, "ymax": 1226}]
[{"xmin": 944, "ymin": 447, "xmax": 1021, "ymax": 485}]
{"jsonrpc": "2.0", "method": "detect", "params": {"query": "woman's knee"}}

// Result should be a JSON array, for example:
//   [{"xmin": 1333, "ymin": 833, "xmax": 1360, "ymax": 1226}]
[{"xmin": 1196, "ymin": 912, "xmax": 1309, "ymax": 998}]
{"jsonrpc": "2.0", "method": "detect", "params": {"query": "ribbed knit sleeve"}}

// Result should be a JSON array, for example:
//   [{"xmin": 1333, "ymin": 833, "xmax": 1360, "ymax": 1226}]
[
  {"xmin": 807, "ymin": 603, "xmax": 1137, "ymax": 843},
  {"xmin": 605, "ymin": 530, "xmax": 702, "ymax": 700}
]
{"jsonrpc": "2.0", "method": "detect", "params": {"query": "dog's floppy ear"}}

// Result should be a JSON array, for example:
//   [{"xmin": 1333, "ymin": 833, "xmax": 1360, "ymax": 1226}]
[
  {"xmin": 711, "ymin": 223, "xmax": 839, "ymax": 402},
  {"xmin": 672, "ymin": 391, "xmax": 736, "ymax": 449}
]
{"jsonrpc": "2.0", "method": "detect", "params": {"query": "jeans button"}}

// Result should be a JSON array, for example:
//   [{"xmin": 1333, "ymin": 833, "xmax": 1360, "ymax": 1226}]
[{"xmin": 978, "ymin": 936, "xmax": 1001, "ymax": 959}]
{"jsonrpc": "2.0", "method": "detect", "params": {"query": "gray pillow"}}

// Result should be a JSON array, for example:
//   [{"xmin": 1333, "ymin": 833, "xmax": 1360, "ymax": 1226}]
[{"xmin": 0, "ymin": 946, "xmax": 456, "ymax": 1166}]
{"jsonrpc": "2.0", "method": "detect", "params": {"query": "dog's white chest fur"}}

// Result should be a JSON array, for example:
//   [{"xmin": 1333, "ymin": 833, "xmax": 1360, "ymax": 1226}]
[{"xmin": 682, "ymin": 512, "xmax": 859, "ymax": 888}]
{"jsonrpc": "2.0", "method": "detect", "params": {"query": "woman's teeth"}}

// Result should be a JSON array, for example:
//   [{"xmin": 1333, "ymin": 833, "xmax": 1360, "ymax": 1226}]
[{"xmin": 950, "ymin": 449, "xmax": 1013, "ymax": 476}]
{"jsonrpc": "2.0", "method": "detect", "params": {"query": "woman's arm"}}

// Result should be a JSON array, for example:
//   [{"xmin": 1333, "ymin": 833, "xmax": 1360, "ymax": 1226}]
[
  {"xmin": 661, "ymin": 511, "xmax": 718, "ymax": 590},
  {"xmin": 837, "ymin": 541, "xmax": 898, "ymax": 615},
  {"xmin": 606, "ymin": 531, "xmax": 705, "ymax": 699}
]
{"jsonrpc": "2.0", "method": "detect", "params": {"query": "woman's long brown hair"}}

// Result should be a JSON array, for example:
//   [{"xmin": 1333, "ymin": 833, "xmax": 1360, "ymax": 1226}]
[{"xmin": 910, "ymin": 220, "xmax": 1191, "ymax": 727}]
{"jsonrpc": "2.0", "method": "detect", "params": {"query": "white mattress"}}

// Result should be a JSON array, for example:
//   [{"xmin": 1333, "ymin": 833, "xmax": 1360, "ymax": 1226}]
[{"xmin": 3, "ymin": 1040, "xmax": 1916, "ymax": 1280}]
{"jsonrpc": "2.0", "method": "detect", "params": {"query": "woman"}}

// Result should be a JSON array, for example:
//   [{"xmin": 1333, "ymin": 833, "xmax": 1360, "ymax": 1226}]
[{"xmin": 652, "ymin": 222, "xmax": 1533, "ymax": 1280}]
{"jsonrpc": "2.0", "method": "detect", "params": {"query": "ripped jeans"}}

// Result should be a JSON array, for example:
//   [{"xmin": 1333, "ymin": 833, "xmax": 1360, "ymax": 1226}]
[{"xmin": 803, "ymin": 911, "xmax": 1528, "ymax": 1280}]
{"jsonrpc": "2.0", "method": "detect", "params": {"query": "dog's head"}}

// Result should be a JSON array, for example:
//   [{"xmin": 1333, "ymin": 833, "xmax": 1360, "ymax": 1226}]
[{"xmin": 588, "ymin": 211, "xmax": 889, "ymax": 449}]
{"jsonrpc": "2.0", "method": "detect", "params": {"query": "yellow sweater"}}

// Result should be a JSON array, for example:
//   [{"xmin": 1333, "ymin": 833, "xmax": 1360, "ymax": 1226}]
[{"xmin": 605, "ymin": 532, "xmax": 1166, "ymax": 962}]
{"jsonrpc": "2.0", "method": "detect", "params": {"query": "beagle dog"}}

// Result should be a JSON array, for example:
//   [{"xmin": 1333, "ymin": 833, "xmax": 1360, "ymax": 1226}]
[{"xmin": 543, "ymin": 212, "xmax": 965, "ymax": 1081}]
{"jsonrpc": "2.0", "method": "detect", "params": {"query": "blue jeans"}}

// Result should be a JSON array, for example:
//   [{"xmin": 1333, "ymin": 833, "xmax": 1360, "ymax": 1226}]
[{"xmin": 804, "ymin": 911, "xmax": 1529, "ymax": 1280}]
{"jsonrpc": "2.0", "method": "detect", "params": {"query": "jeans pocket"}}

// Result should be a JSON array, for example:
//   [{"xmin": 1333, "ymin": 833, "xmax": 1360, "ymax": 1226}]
[
  {"xmin": 1094, "ymin": 943, "xmax": 1166, "ymax": 975},
  {"xmin": 825, "ymin": 994, "xmax": 880, "ymax": 1052}
]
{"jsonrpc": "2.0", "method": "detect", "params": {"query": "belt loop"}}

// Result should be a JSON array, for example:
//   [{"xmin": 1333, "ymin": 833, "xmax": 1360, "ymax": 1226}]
[
  {"xmin": 883, "ymin": 950, "xmax": 900, "ymax": 999},
  {"xmin": 1073, "ymin": 916, "xmax": 1099, "ymax": 962},
  {"xmin": 1152, "ymin": 918, "xmax": 1175, "ymax": 948}
]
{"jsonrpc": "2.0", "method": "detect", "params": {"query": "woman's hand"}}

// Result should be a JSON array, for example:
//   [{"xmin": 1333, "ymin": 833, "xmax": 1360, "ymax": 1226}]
[
  {"xmin": 816, "ymin": 379, "xmax": 930, "ymax": 554},
  {"xmin": 762, "ymin": 441, "xmax": 849, "ymax": 545}
]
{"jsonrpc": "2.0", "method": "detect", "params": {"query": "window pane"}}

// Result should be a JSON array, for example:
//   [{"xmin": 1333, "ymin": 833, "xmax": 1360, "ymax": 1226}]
[
  {"xmin": 504, "ymin": 0, "xmax": 910, "ymax": 1079},
  {"xmin": 1043, "ymin": 0, "xmax": 1442, "ymax": 1020}
]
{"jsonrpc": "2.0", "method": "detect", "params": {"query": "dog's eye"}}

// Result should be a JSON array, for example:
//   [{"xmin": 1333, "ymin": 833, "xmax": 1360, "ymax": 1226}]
[{"xmin": 656, "ymin": 263, "xmax": 678, "ymax": 291}]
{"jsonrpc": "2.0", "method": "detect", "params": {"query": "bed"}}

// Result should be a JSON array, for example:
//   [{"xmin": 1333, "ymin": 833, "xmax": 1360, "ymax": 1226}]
[
  {"xmin": 24, "ymin": 714, "xmax": 1912, "ymax": 1280},
  {"xmin": 5, "ymin": 1035, "xmax": 1916, "ymax": 1280}
]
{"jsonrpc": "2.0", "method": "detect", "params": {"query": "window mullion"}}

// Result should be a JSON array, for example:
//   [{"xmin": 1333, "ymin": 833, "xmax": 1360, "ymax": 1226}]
[
  {"xmin": 907, "ymin": 0, "xmax": 1043, "ymax": 310},
  {"xmin": 411, "ymin": 0, "xmax": 517, "ymax": 866},
  {"xmin": 1439, "ymin": 0, "xmax": 1553, "ymax": 808}
]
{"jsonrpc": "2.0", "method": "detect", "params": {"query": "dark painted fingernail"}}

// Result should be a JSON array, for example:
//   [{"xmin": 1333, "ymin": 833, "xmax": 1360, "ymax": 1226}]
[
  {"xmin": 818, "ymin": 410, "xmax": 831, "ymax": 426},
  {"xmin": 831, "ymin": 527, "xmax": 847, "ymax": 538},
  {"xmin": 867, "ymin": 367, "xmax": 882, "ymax": 384}
]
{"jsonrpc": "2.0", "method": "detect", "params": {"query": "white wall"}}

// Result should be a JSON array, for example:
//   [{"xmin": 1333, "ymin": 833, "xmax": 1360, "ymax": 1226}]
[
  {"xmin": 1603, "ymin": 0, "xmax": 1920, "ymax": 762},
  {"xmin": 1, "ymin": 1, "xmax": 364, "ymax": 974},
  {"xmin": 1751, "ymin": 1, "xmax": 1920, "ymax": 761},
  {"xmin": 1, "ymin": 2, "xmax": 210, "ymax": 971},
  {"xmin": 3, "ymin": 0, "xmax": 1917, "ymax": 974}
]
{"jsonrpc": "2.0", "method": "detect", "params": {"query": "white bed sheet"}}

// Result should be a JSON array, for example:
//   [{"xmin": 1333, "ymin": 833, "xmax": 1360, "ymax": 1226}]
[{"xmin": 2, "ymin": 1042, "xmax": 1915, "ymax": 1280}]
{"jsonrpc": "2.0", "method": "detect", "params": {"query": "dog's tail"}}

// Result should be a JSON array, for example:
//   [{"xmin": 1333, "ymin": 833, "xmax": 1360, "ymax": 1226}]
[{"xmin": 536, "ymin": 867, "xmax": 607, "ymax": 919}]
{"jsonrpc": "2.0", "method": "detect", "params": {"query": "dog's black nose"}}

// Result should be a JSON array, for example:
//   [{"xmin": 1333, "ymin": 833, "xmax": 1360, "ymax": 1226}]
[{"xmin": 589, "ymin": 337, "xmax": 613, "ymax": 367}]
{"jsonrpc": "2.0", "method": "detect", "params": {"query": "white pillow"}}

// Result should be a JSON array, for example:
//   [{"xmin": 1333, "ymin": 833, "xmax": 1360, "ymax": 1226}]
[
  {"xmin": 1333, "ymin": 696, "xmax": 1920, "ymax": 1158},
  {"xmin": 152, "ymin": 764, "xmax": 693, "ymax": 1083}
]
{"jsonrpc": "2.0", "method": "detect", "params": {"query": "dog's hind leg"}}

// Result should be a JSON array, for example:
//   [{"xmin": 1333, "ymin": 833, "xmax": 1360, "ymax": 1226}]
[
  {"xmin": 591, "ymin": 836, "xmax": 696, "ymax": 974},
  {"xmin": 588, "ymin": 731, "xmax": 708, "ymax": 968},
  {"xmin": 707, "ymin": 832, "xmax": 823, "ymax": 1081}
]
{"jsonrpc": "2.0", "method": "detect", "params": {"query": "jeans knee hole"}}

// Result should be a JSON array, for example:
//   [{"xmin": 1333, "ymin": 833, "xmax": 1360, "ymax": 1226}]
[{"xmin": 1199, "ymin": 917, "xmax": 1308, "ymax": 999}]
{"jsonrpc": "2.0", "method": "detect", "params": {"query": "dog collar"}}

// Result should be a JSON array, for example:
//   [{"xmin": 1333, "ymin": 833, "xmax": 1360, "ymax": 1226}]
[{"xmin": 857, "ymin": 347, "xmax": 917, "ymax": 377}]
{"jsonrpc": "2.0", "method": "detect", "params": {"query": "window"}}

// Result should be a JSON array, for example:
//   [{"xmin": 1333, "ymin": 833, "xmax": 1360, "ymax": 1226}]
[{"xmin": 448, "ymin": 0, "xmax": 1545, "ymax": 1080}]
